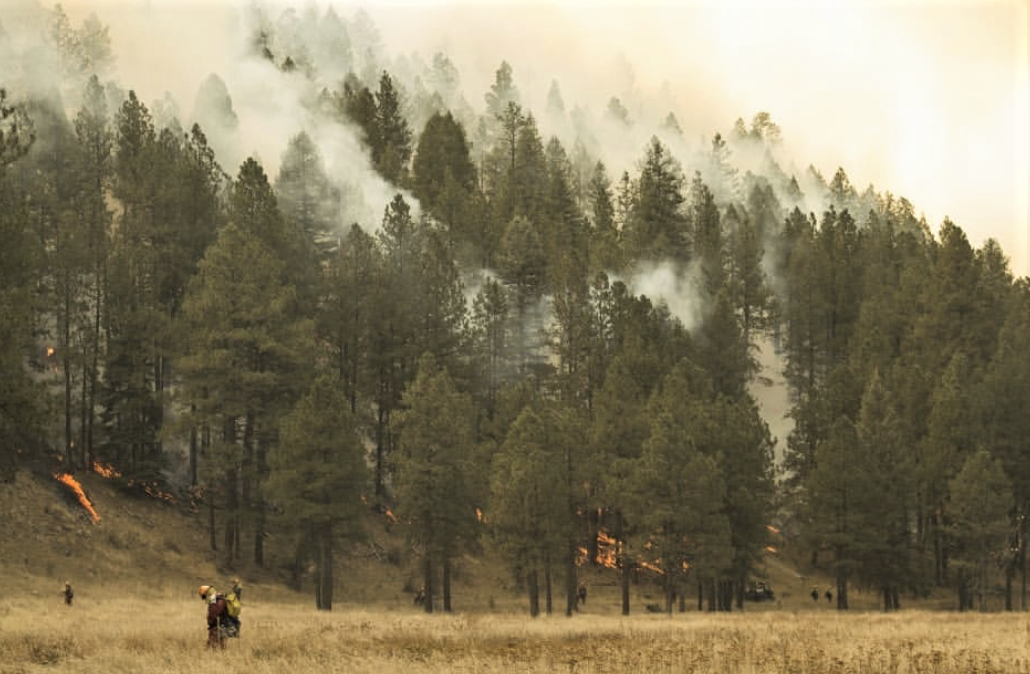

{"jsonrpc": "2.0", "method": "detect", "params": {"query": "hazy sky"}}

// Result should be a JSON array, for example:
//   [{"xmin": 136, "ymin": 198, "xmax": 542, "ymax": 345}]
[{"xmin": 57, "ymin": 0, "xmax": 1029, "ymax": 275}]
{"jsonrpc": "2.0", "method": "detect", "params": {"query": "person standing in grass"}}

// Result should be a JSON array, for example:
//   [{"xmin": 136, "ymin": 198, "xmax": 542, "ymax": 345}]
[
  {"xmin": 198, "ymin": 585, "xmax": 227, "ymax": 650},
  {"xmin": 63, "ymin": 581, "xmax": 73, "ymax": 606}
]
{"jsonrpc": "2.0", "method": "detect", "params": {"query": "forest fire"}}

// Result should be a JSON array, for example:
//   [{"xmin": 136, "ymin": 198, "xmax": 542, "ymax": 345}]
[
  {"xmin": 384, "ymin": 508, "xmax": 398, "ymax": 524},
  {"xmin": 54, "ymin": 473, "xmax": 100, "ymax": 523},
  {"xmin": 92, "ymin": 462, "xmax": 121, "ymax": 478},
  {"xmin": 638, "ymin": 560, "xmax": 665, "ymax": 575},
  {"xmin": 766, "ymin": 524, "xmax": 781, "ymax": 535},
  {"xmin": 576, "ymin": 530, "xmax": 620, "ymax": 568},
  {"xmin": 46, "ymin": 346, "xmax": 55, "ymax": 357},
  {"xmin": 140, "ymin": 482, "xmax": 178, "ymax": 503},
  {"xmin": 596, "ymin": 531, "xmax": 618, "ymax": 568},
  {"xmin": 765, "ymin": 546, "xmax": 778, "ymax": 554}
]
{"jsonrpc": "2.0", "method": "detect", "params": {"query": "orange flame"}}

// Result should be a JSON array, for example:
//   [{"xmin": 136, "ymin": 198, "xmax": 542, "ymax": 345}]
[
  {"xmin": 766, "ymin": 524, "xmax": 781, "ymax": 535},
  {"xmin": 638, "ymin": 560, "xmax": 665, "ymax": 575},
  {"xmin": 475, "ymin": 507, "xmax": 485, "ymax": 523},
  {"xmin": 384, "ymin": 508, "xmax": 398, "ymax": 524},
  {"xmin": 595, "ymin": 530, "xmax": 618, "ymax": 568},
  {"xmin": 765, "ymin": 546, "xmax": 778, "ymax": 554},
  {"xmin": 54, "ymin": 473, "xmax": 100, "ymax": 523},
  {"xmin": 46, "ymin": 346, "xmax": 55, "ymax": 357},
  {"xmin": 92, "ymin": 462, "xmax": 121, "ymax": 478}
]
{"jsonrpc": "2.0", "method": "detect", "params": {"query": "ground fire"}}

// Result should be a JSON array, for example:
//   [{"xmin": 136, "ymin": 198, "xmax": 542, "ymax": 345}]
[
  {"xmin": 54, "ymin": 473, "xmax": 100, "ymax": 523},
  {"xmin": 92, "ymin": 462, "xmax": 121, "ymax": 478}
]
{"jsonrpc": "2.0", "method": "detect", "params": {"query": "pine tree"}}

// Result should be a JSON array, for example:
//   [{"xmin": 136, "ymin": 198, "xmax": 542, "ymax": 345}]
[
  {"xmin": 374, "ymin": 70, "xmax": 412, "ymax": 184},
  {"xmin": 394, "ymin": 355, "xmax": 477, "ymax": 613},
  {"xmin": 268, "ymin": 374, "xmax": 367, "ymax": 610},
  {"xmin": 625, "ymin": 137, "xmax": 687, "ymax": 262},
  {"xmin": 949, "ymin": 449, "xmax": 1013, "ymax": 612},
  {"xmin": 179, "ymin": 223, "xmax": 313, "ymax": 566},
  {"xmin": 587, "ymin": 161, "xmax": 622, "ymax": 274},
  {"xmin": 275, "ymin": 130, "xmax": 340, "ymax": 263}
]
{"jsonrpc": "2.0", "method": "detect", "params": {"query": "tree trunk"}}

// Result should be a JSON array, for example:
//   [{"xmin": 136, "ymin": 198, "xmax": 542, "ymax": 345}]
[
  {"xmin": 321, "ymin": 525, "xmax": 334, "ymax": 611},
  {"xmin": 664, "ymin": 569, "xmax": 674, "ymax": 615},
  {"xmin": 443, "ymin": 557, "xmax": 452, "ymax": 613},
  {"xmin": 620, "ymin": 563, "xmax": 630, "ymax": 616},
  {"xmin": 189, "ymin": 422, "xmax": 198, "ymax": 488},
  {"xmin": 374, "ymin": 395, "xmax": 387, "ymax": 498},
  {"xmin": 1021, "ymin": 528, "xmax": 1027, "ymax": 611},
  {"xmin": 79, "ymin": 359, "xmax": 87, "ymax": 468},
  {"xmin": 86, "ymin": 271, "xmax": 101, "ymax": 468},
  {"xmin": 422, "ymin": 548, "xmax": 434, "ymax": 614},
  {"xmin": 545, "ymin": 562, "xmax": 553, "ymax": 615},
  {"xmin": 697, "ymin": 580, "xmax": 703, "ymax": 612},
  {"xmin": 253, "ymin": 425, "xmax": 267, "ymax": 567},
  {"xmin": 1006, "ymin": 560, "xmax": 1014, "ymax": 611},
  {"xmin": 254, "ymin": 498, "xmax": 265, "ymax": 566},
  {"xmin": 224, "ymin": 466, "xmax": 238, "ymax": 564},
  {"xmin": 616, "ymin": 512, "xmax": 629, "ymax": 615},
  {"xmin": 980, "ymin": 559, "xmax": 989, "ymax": 612},
  {"xmin": 565, "ymin": 541, "xmax": 577, "ymax": 617},
  {"xmin": 587, "ymin": 508, "xmax": 599, "ymax": 567},
  {"xmin": 62, "ymin": 278, "xmax": 74, "ymax": 469},
  {"xmin": 291, "ymin": 532, "xmax": 306, "ymax": 592},
  {"xmin": 208, "ymin": 497, "xmax": 217, "ymax": 551},
  {"xmin": 836, "ymin": 574, "xmax": 849, "ymax": 610},
  {"xmin": 528, "ymin": 569, "xmax": 540, "ymax": 617}
]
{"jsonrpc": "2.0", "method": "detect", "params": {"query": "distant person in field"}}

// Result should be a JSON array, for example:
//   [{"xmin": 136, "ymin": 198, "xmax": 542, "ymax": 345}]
[
  {"xmin": 414, "ymin": 586, "xmax": 426, "ymax": 606},
  {"xmin": 231, "ymin": 577, "xmax": 242, "ymax": 600},
  {"xmin": 198, "ymin": 585, "xmax": 227, "ymax": 650},
  {"xmin": 63, "ymin": 581, "xmax": 73, "ymax": 606},
  {"xmin": 810, "ymin": 588, "xmax": 819, "ymax": 602},
  {"xmin": 577, "ymin": 583, "xmax": 587, "ymax": 606},
  {"xmin": 825, "ymin": 588, "xmax": 833, "ymax": 603}
]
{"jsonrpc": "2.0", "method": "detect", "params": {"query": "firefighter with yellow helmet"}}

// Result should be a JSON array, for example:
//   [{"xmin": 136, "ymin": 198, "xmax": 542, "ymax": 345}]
[{"xmin": 197, "ymin": 585, "xmax": 228, "ymax": 649}]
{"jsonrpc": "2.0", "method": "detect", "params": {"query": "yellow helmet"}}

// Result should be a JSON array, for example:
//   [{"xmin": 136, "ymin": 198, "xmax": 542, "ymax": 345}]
[{"xmin": 198, "ymin": 585, "xmax": 211, "ymax": 598}]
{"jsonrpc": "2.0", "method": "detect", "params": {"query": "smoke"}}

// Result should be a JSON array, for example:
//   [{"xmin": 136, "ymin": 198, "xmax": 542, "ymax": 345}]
[
  {"xmin": 22, "ymin": 0, "xmax": 1025, "ymax": 275},
  {"xmin": 622, "ymin": 260, "xmax": 705, "ymax": 332}
]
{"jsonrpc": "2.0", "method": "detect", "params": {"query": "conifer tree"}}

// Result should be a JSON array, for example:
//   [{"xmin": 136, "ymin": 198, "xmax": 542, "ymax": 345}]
[
  {"xmin": 269, "ymin": 374, "xmax": 367, "ymax": 610},
  {"xmin": 394, "ymin": 355, "xmax": 477, "ymax": 613}
]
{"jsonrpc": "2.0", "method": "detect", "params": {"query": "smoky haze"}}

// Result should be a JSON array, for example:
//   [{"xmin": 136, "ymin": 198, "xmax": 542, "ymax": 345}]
[{"xmin": 43, "ymin": 0, "xmax": 1030, "ymax": 275}]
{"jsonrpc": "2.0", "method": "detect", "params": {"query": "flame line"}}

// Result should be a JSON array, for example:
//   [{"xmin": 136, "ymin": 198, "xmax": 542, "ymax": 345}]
[{"xmin": 54, "ymin": 473, "xmax": 100, "ymax": 523}]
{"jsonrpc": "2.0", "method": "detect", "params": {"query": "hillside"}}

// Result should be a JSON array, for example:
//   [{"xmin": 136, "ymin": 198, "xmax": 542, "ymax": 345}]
[{"xmin": 0, "ymin": 466, "xmax": 958, "ymax": 615}]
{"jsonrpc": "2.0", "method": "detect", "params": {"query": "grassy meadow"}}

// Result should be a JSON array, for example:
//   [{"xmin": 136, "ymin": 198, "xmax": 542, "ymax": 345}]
[{"xmin": 5, "ymin": 598, "xmax": 1030, "ymax": 674}]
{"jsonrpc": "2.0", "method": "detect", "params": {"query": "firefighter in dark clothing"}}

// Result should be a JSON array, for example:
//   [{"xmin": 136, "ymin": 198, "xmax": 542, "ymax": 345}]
[
  {"xmin": 198, "ymin": 585, "xmax": 228, "ymax": 650},
  {"xmin": 64, "ymin": 581, "xmax": 74, "ymax": 606}
]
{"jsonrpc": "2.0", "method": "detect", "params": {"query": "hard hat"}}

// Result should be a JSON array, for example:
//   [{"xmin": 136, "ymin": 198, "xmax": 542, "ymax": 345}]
[{"xmin": 198, "ymin": 585, "xmax": 211, "ymax": 598}]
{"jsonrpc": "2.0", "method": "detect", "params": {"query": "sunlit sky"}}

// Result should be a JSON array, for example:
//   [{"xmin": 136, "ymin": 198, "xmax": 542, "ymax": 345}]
[{"xmin": 59, "ymin": 0, "xmax": 1029, "ymax": 275}]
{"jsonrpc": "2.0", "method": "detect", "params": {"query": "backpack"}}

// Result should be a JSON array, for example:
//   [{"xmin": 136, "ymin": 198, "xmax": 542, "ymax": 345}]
[{"xmin": 225, "ymin": 591, "xmax": 241, "ymax": 619}]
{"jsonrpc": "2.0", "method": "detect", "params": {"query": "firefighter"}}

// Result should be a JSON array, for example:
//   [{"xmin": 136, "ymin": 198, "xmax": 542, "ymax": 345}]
[
  {"xmin": 198, "ymin": 585, "xmax": 228, "ymax": 650},
  {"xmin": 63, "ymin": 581, "xmax": 74, "ymax": 606}
]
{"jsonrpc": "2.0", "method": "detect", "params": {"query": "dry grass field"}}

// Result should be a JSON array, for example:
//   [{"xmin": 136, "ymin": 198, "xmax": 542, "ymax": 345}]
[
  {"xmin": 5, "ymin": 600, "xmax": 1030, "ymax": 674},
  {"xmin": 5, "ymin": 470, "xmax": 1030, "ymax": 673}
]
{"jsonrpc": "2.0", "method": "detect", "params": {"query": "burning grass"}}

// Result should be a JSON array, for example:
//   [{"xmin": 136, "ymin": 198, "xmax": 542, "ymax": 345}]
[
  {"xmin": 7, "ymin": 598, "xmax": 1030, "ymax": 673},
  {"xmin": 53, "ymin": 473, "xmax": 100, "ymax": 524}
]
